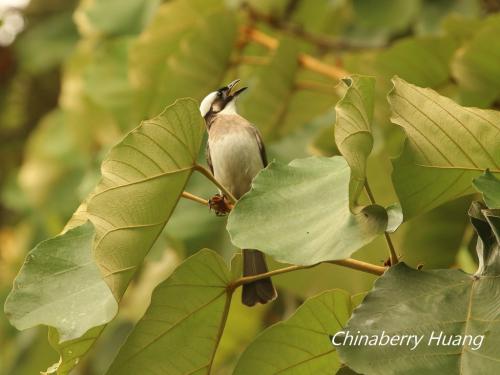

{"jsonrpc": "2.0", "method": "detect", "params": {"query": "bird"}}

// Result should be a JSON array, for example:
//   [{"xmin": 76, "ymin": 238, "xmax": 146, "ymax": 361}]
[{"xmin": 199, "ymin": 79, "xmax": 277, "ymax": 306}]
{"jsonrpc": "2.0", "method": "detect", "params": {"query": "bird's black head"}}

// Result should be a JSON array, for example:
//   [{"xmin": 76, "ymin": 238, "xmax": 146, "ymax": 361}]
[{"xmin": 199, "ymin": 79, "xmax": 248, "ymax": 118}]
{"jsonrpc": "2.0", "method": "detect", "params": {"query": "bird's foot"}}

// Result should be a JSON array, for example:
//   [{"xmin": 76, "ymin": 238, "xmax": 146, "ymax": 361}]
[{"xmin": 209, "ymin": 194, "xmax": 234, "ymax": 216}]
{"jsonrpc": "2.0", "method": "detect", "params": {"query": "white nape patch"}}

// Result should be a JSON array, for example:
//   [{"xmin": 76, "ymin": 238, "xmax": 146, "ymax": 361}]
[
  {"xmin": 219, "ymin": 100, "xmax": 238, "ymax": 115},
  {"xmin": 199, "ymin": 91, "xmax": 218, "ymax": 117}
]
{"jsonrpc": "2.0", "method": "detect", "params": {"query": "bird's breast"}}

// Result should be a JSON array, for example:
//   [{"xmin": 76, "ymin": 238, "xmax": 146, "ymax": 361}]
[{"xmin": 208, "ymin": 129, "xmax": 264, "ymax": 199}]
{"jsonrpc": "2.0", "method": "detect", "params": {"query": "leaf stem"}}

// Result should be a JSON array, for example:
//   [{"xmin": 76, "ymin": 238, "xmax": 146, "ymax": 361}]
[
  {"xmin": 230, "ymin": 258, "xmax": 386, "ymax": 289},
  {"xmin": 181, "ymin": 191, "xmax": 208, "ymax": 206},
  {"xmin": 243, "ymin": 27, "xmax": 349, "ymax": 80},
  {"xmin": 364, "ymin": 181, "xmax": 399, "ymax": 265},
  {"xmin": 194, "ymin": 164, "xmax": 238, "ymax": 204}
]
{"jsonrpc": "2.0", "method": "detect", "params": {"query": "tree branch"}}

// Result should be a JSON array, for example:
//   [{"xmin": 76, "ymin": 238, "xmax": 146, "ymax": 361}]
[
  {"xmin": 364, "ymin": 181, "xmax": 399, "ymax": 265},
  {"xmin": 242, "ymin": 27, "xmax": 349, "ymax": 80},
  {"xmin": 194, "ymin": 164, "xmax": 238, "ymax": 204},
  {"xmin": 181, "ymin": 191, "xmax": 208, "ymax": 206},
  {"xmin": 230, "ymin": 257, "xmax": 386, "ymax": 289}
]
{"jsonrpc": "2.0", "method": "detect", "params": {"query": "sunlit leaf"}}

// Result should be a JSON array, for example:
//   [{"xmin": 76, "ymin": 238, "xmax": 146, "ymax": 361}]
[
  {"xmin": 334, "ymin": 75, "xmax": 375, "ymax": 206},
  {"xmin": 4, "ymin": 222, "xmax": 117, "ymax": 341},
  {"xmin": 338, "ymin": 203, "xmax": 500, "ymax": 374},
  {"xmin": 7, "ymin": 98, "xmax": 205, "ymax": 374},
  {"xmin": 106, "ymin": 249, "xmax": 233, "ymax": 375},
  {"xmin": 234, "ymin": 290, "xmax": 352, "ymax": 374},
  {"xmin": 228, "ymin": 157, "xmax": 389, "ymax": 266},
  {"xmin": 473, "ymin": 170, "xmax": 500, "ymax": 209},
  {"xmin": 390, "ymin": 77, "xmax": 500, "ymax": 218}
]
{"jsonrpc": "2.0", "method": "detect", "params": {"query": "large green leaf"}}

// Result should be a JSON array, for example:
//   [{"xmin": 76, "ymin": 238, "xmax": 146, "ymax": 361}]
[
  {"xmin": 473, "ymin": 170, "xmax": 500, "ymax": 209},
  {"xmin": 6, "ymin": 99, "xmax": 205, "ymax": 374},
  {"xmin": 451, "ymin": 14, "xmax": 500, "ymax": 105},
  {"xmin": 227, "ymin": 156, "xmax": 389, "ymax": 266},
  {"xmin": 234, "ymin": 290, "xmax": 352, "ymax": 374},
  {"xmin": 130, "ymin": 0, "xmax": 237, "ymax": 117},
  {"xmin": 106, "ymin": 249, "xmax": 233, "ymax": 375},
  {"xmin": 4, "ymin": 222, "xmax": 116, "ymax": 341},
  {"xmin": 69, "ymin": 98, "xmax": 204, "ymax": 298},
  {"xmin": 390, "ymin": 77, "xmax": 500, "ymax": 218},
  {"xmin": 338, "ymin": 203, "xmax": 500, "ymax": 374},
  {"xmin": 334, "ymin": 75, "xmax": 375, "ymax": 206}
]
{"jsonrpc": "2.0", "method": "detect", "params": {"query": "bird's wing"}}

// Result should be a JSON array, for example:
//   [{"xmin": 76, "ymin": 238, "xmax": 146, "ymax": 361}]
[
  {"xmin": 205, "ymin": 141, "xmax": 214, "ymax": 174},
  {"xmin": 253, "ymin": 127, "xmax": 268, "ymax": 167}
]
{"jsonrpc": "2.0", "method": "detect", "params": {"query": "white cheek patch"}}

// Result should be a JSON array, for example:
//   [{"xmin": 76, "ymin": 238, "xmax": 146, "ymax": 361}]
[{"xmin": 200, "ymin": 92, "xmax": 218, "ymax": 117}]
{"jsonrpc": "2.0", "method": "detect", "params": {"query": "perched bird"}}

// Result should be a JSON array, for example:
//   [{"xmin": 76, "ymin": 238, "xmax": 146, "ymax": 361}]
[{"xmin": 199, "ymin": 79, "xmax": 277, "ymax": 306}]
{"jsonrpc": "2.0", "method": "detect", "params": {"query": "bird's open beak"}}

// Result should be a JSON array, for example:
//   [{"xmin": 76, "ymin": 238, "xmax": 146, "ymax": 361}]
[{"xmin": 224, "ymin": 79, "xmax": 248, "ymax": 98}]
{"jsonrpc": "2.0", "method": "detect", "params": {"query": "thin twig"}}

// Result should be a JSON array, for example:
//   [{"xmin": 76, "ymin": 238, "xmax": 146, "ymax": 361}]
[
  {"xmin": 295, "ymin": 80, "xmax": 338, "ymax": 95},
  {"xmin": 181, "ymin": 191, "xmax": 208, "ymax": 206},
  {"xmin": 243, "ymin": 27, "xmax": 349, "ymax": 80},
  {"xmin": 364, "ymin": 181, "xmax": 399, "ymax": 265},
  {"xmin": 194, "ymin": 164, "xmax": 237, "ymax": 204},
  {"xmin": 230, "ymin": 258, "xmax": 386, "ymax": 289}
]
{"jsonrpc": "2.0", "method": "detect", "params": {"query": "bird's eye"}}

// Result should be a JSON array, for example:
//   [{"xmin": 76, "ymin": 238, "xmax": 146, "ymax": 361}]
[{"xmin": 216, "ymin": 91, "xmax": 222, "ymax": 97}]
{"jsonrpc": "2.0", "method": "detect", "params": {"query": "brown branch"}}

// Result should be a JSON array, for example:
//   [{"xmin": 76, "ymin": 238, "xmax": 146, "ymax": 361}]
[
  {"xmin": 230, "ymin": 257, "xmax": 386, "ymax": 289},
  {"xmin": 364, "ymin": 182, "xmax": 399, "ymax": 265},
  {"xmin": 243, "ymin": 27, "xmax": 349, "ymax": 80},
  {"xmin": 181, "ymin": 191, "xmax": 208, "ymax": 206},
  {"xmin": 194, "ymin": 164, "xmax": 237, "ymax": 204},
  {"xmin": 295, "ymin": 80, "xmax": 338, "ymax": 95}
]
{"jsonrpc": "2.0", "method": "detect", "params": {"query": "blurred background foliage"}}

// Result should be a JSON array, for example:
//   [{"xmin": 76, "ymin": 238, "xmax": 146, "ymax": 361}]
[{"xmin": 0, "ymin": 0, "xmax": 497, "ymax": 373}]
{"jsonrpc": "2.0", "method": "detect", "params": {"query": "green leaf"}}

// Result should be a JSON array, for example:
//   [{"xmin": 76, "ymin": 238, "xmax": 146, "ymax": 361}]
[
  {"xmin": 4, "ymin": 222, "xmax": 117, "ymax": 341},
  {"xmin": 338, "ymin": 203, "xmax": 500, "ymax": 374},
  {"xmin": 130, "ymin": 0, "xmax": 237, "ymax": 117},
  {"xmin": 334, "ymin": 75, "xmax": 375, "ymax": 206},
  {"xmin": 106, "ymin": 249, "xmax": 232, "ymax": 375},
  {"xmin": 238, "ymin": 38, "xmax": 335, "ymax": 142},
  {"xmin": 238, "ymin": 38, "xmax": 300, "ymax": 141},
  {"xmin": 347, "ymin": 0, "xmax": 420, "ymax": 45},
  {"xmin": 233, "ymin": 290, "xmax": 352, "ymax": 374},
  {"xmin": 227, "ymin": 157, "xmax": 389, "ymax": 266},
  {"xmin": 75, "ymin": 0, "xmax": 160, "ymax": 37},
  {"xmin": 398, "ymin": 197, "xmax": 471, "ymax": 268},
  {"xmin": 390, "ymin": 76, "xmax": 500, "ymax": 218},
  {"xmin": 451, "ymin": 14, "xmax": 500, "ymax": 105},
  {"xmin": 7, "ymin": 98, "xmax": 205, "ymax": 374},
  {"xmin": 14, "ymin": 11, "xmax": 79, "ymax": 74},
  {"xmin": 473, "ymin": 170, "xmax": 500, "ymax": 209}
]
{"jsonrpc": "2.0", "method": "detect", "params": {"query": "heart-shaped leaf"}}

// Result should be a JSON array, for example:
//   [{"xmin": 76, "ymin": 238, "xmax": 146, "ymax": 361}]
[
  {"xmin": 5, "ymin": 98, "xmax": 205, "ymax": 374},
  {"xmin": 338, "ymin": 203, "xmax": 500, "ymax": 374},
  {"xmin": 106, "ymin": 249, "xmax": 233, "ymax": 375},
  {"xmin": 227, "ymin": 156, "xmax": 389, "ymax": 266},
  {"xmin": 390, "ymin": 76, "xmax": 500, "ymax": 218},
  {"xmin": 4, "ymin": 221, "xmax": 116, "ymax": 342},
  {"xmin": 233, "ymin": 290, "xmax": 352, "ymax": 374}
]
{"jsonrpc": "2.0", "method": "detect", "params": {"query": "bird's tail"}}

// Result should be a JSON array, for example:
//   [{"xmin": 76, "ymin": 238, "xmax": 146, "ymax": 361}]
[{"xmin": 242, "ymin": 249, "xmax": 277, "ymax": 306}]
